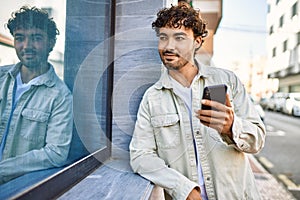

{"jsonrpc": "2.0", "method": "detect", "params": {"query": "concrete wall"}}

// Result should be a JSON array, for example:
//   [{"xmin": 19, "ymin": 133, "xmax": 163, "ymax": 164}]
[
  {"xmin": 64, "ymin": 0, "xmax": 165, "ymax": 161},
  {"xmin": 112, "ymin": 0, "xmax": 163, "ymax": 159}
]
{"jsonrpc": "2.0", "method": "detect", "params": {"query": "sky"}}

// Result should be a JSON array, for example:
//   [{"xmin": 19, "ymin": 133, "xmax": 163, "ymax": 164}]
[{"xmin": 212, "ymin": 0, "xmax": 268, "ymax": 68}]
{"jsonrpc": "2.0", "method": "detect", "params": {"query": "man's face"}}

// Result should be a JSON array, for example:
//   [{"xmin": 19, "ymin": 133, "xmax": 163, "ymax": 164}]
[
  {"xmin": 158, "ymin": 26, "xmax": 201, "ymax": 70},
  {"xmin": 13, "ymin": 27, "xmax": 54, "ymax": 69}
]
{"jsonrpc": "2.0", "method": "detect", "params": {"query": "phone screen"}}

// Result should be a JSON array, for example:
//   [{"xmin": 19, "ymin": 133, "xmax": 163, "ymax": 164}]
[{"xmin": 202, "ymin": 84, "xmax": 227, "ymax": 110}]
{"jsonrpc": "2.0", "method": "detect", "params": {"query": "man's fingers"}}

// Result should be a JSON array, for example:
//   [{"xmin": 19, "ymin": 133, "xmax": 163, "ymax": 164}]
[
  {"xmin": 201, "ymin": 99, "xmax": 226, "ymax": 111},
  {"xmin": 225, "ymin": 93, "xmax": 232, "ymax": 107}
]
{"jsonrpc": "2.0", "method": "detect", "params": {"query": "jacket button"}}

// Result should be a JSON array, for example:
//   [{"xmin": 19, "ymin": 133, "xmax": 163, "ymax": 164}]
[{"xmin": 196, "ymin": 131, "xmax": 200, "ymax": 135}]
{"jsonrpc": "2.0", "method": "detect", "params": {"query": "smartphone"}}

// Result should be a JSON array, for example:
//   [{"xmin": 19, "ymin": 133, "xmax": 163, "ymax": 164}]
[{"xmin": 202, "ymin": 84, "xmax": 228, "ymax": 110}]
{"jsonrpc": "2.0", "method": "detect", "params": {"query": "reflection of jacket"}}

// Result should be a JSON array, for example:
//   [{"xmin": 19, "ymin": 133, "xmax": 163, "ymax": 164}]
[
  {"xmin": 130, "ymin": 62, "xmax": 266, "ymax": 200},
  {"xmin": 0, "ymin": 63, "xmax": 73, "ymax": 184}
]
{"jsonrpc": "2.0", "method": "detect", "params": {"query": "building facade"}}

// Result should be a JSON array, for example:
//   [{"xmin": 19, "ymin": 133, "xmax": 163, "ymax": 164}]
[
  {"xmin": 193, "ymin": 0, "xmax": 222, "ymax": 65},
  {"xmin": 267, "ymin": 0, "xmax": 300, "ymax": 93}
]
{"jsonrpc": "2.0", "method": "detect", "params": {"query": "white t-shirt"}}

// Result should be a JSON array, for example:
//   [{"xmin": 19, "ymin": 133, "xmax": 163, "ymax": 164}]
[
  {"xmin": 170, "ymin": 76, "xmax": 208, "ymax": 200},
  {"xmin": 14, "ymin": 72, "xmax": 41, "ymax": 105}
]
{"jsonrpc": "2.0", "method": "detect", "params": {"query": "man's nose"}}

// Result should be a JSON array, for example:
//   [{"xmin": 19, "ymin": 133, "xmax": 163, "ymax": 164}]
[
  {"xmin": 165, "ymin": 38, "xmax": 176, "ymax": 50},
  {"xmin": 23, "ymin": 38, "xmax": 33, "ymax": 48}
]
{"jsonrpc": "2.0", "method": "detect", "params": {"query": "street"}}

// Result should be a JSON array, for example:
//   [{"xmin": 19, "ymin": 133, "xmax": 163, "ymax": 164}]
[{"xmin": 255, "ymin": 110, "xmax": 300, "ymax": 199}]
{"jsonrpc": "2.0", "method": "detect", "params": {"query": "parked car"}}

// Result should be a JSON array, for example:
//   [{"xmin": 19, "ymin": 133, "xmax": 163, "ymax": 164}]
[
  {"xmin": 281, "ymin": 92, "xmax": 300, "ymax": 116},
  {"xmin": 259, "ymin": 97, "xmax": 269, "ymax": 110},
  {"xmin": 250, "ymin": 96, "xmax": 265, "ymax": 122},
  {"xmin": 266, "ymin": 92, "xmax": 288, "ymax": 112}
]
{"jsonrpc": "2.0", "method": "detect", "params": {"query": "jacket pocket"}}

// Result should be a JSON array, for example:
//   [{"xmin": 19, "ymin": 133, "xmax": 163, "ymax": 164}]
[
  {"xmin": 151, "ymin": 114, "xmax": 180, "ymax": 149},
  {"xmin": 20, "ymin": 108, "xmax": 50, "ymax": 142},
  {"xmin": 22, "ymin": 108, "xmax": 50, "ymax": 122}
]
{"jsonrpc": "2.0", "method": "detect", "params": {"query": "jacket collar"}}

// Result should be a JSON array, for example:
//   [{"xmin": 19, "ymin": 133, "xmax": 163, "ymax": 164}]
[
  {"xmin": 154, "ymin": 56, "xmax": 214, "ymax": 90},
  {"xmin": 8, "ymin": 62, "xmax": 56, "ymax": 87}
]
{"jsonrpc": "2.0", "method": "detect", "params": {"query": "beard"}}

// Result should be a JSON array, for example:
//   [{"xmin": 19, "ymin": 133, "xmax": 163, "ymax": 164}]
[
  {"xmin": 17, "ymin": 50, "xmax": 49, "ymax": 70},
  {"xmin": 160, "ymin": 50, "xmax": 189, "ymax": 70}
]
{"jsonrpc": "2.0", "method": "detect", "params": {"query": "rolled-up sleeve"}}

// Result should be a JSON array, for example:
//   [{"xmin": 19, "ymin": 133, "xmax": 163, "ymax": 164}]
[{"xmin": 222, "ymin": 73, "xmax": 266, "ymax": 153}]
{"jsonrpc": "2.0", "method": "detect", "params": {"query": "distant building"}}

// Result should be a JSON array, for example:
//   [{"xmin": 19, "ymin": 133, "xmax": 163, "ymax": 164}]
[
  {"xmin": 266, "ymin": 0, "xmax": 300, "ymax": 93},
  {"xmin": 193, "ymin": 0, "xmax": 222, "ymax": 65},
  {"xmin": 0, "ymin": 33, "xmax": 18, "ymax": 65}
]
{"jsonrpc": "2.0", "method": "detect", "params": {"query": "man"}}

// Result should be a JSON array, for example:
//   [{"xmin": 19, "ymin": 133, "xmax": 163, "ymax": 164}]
[
  {"xmin": 130, "ymin": 5, "xmax": 265, "ymax": 200},
  {"xmin": 0, "ymin": 6, "xmax": 73, "ymax": 184}
]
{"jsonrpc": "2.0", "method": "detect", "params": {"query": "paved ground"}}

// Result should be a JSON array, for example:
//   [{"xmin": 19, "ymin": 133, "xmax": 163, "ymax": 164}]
[{"xmin": 249, "ymin": 155, "xmax": 297, "ymax": 200}]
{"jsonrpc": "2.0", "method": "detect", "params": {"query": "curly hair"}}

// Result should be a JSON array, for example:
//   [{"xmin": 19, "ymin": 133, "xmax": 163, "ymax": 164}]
[
  {"xmin": 152, "ymin": 5, "xmax": 208, "ymax": 39},
  {"xmin": 7, "ymin": 6, "xmax": 59, "ymax": 41}
]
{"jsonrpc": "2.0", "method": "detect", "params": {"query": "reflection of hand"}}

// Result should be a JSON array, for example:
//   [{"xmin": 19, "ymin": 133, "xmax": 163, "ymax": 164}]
[
  {"xmin": 196, "ymin": 93, "xmax": 234, "ymax": 139},
  {"xmin": 186, "ymin": 188, "xmax": 202, "ymax": 200}
]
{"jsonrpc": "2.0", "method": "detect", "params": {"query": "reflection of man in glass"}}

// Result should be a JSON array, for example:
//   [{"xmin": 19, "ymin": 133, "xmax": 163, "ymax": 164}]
[{"xmin": 0, "ymin": 6, "xmax": 73, "ymax": 184}]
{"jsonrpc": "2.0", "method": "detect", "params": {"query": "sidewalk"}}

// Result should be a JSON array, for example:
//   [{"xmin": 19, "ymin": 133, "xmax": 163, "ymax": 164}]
[{"xmin": 248, "ymin": 155, "xmax": 297, "ymax": 200}]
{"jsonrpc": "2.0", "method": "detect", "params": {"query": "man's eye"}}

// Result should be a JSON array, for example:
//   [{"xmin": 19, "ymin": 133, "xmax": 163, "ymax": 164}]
[
  {"xmin": 33, "ymin": 36, "xmax": 43, "ymax": 41},
  {"xmin": 175, "ymin": 36, "xmax": 185, "ymax": 41},
  {"xmin": 159, "ymin": 36, "xmax": 167, "ymax": 41},
  {"xmin": 15, "ymin": 37, "xmax": 24, "ymax": 42}
]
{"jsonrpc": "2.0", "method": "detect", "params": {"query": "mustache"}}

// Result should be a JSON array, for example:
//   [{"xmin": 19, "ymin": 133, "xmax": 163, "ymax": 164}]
[
  {"xmin": 22, "ymin": 49, "xmax": 36, "ymax": 54},
  {"xmin": 162, "ymin": 50, "xmax": 179, "ymax": 56}
]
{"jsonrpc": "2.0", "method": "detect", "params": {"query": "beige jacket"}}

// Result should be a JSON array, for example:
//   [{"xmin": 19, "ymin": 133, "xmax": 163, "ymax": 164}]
[
  {"xmin": 0, "ymin": 63, "xmax": 73, "ymax": 184},
  {"xmin": 130, "ymin": 61, "xmax": 265, "ymax": 200}
]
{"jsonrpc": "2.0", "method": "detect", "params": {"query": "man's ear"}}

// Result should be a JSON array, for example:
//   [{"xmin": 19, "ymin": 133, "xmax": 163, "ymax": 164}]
[
  {"xmin": 195, "ymin": 36, "xmax": 203, "ymax": 51},
  {"xmin": 48, "ymin": 38, "xmax": 56, "ymax": 53}
]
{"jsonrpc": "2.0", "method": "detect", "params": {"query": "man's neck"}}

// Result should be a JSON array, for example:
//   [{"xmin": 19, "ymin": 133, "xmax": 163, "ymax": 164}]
[
  {"xmin": 20, "ymin": 63, "xmax": 49, "ymax": 84},
  {"xmin": 169, "ymin": 63, "xmax": 198, "ymax": 87}
]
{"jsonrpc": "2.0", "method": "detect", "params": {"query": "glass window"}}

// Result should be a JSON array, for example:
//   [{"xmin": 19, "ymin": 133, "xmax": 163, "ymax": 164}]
[
  {"xmin": 269, "ymin": 25, "xmax": 274, "ymax": 35},
  {"xmin": 291, "ymin": 2, "xmax": 298, "ymax": 18},
  {"xmin": 272, "ymin": 47, "xmax": 277, "ymax": 57},
  {"xmin": 283, "ymin": 40, "xmax": 288, "ymax": 52},
  {"xmin": 279, "ymin": 15, "xmax": 284, "ymax": 28},
  {"xmin": 291, "ymin": 84, "xmax": 300, "ymax": 92},
  {"xmin": 0, "ymin": 0, "xmax": 115, "ymax": 198}
]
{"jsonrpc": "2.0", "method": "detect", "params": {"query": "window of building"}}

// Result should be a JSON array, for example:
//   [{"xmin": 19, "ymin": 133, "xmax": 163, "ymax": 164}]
[
  {"xmin": 283, "ymin": 40, "xmax": 288, "ymax": 52},
  {"xmin": 272, "ymin": 47, "xmax": 277, "ymax": 57},
  {"xmin": 267, "ymin": 4, "xmax": 271, "ymax": 13},
  {"xmin": 276, "ymin": 0, "xmax": 280, "ymax": 5},
  {"xmin": 291, "ymin": 84, "xmax": 300, "ymax": 92},
  {"xmin": 269, "ymin": 25, "xmax": 274, "ymax": 35},
  {"xmin": 279, "ymin": 15, "xmax": 284, "ymax": 28},
  {"xmin": 297, "ymin": 31, "xmax": 300, "ymax": 45},
  {"xmin": 291, "ymin": 2, "xmax": 298, "ymax": 18}
]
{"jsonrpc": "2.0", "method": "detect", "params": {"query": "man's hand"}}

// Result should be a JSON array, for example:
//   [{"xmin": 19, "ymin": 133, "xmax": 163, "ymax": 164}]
[
  {"xmin": 186, "ymin": 188, "xmax": 202, "ymax": 200},
  {"xmin": 196, "ymin": 93, "xmax": 234, "ymax": 139}
]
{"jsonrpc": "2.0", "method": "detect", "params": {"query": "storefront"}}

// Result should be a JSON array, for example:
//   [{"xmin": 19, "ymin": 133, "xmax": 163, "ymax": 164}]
[{"xmin": 268, "ymin": 64, "xmax": 300, "ymax": 92}]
